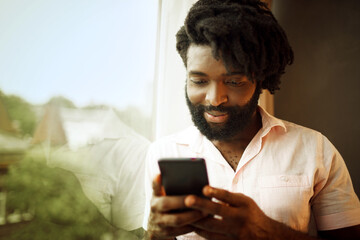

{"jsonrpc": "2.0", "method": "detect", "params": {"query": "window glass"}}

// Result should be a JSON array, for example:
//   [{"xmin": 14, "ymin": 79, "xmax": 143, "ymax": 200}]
[
  {"xmin": 0, "ymin": 0, "xmax": 158, "ymax": 238},
  {"xmin": 0, "ymin": 0, "xmax": 157, "ymax": 139}
]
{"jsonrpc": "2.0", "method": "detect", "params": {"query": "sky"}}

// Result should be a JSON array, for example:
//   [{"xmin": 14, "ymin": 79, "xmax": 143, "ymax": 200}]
[{"xmin": 0, "ymin": 0, "xmax": 158, "ymax": 114}]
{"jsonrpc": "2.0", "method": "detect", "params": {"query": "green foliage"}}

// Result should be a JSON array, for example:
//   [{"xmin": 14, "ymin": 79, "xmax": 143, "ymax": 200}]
[
  {"xmin": 47, "ymin": 96, "xmax": 76, "ymax": 108},
  {"xmin": 4, "ymin": 147, "xmax": 112, "ymax": 240},
  {"xmin": 0, "ymin": 91, "xmax": 37, "ymax": 136}
]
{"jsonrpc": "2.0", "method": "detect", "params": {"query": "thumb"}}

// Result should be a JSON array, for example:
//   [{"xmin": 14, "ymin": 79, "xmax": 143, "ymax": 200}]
[{"xmin": 152, "ymin": 174, "xmax": 166, "ymax": 196}]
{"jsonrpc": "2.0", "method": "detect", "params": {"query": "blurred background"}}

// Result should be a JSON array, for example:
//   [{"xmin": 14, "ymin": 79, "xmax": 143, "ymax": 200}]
[
  {"xmin": 0, "ymin": 0, "xmax": 359, "ymax": 239},
  {"xmin": 272, "ymin": 0, "xmax": 360, "ymax": 198},
  {"xmin": 0, "ymin": 0, "xmax": 158, "ymax": 239}
]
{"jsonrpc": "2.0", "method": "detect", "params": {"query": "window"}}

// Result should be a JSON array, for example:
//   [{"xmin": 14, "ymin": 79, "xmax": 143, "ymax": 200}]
[{"xmin": 0, "ymin": 1, "xmax": 158, "ymax": 238}]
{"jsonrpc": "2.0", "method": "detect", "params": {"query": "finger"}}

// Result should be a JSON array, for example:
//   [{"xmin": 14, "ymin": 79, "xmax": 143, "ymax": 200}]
[
  {"xmin": 185, "ymin": 195, "xmax": 232, "ymax": 217},
  {"xmin": 156, "ymin": 210, "xmax": 206, "ymax": 227},
  {"xmin": 151, "ymin": 195, "xmax": 189, "ymax": 212},
  {"xmin": 203, "ymin": 186, "xmax": 249, "ymax": 207},
  {"xmin": 152, "ymin": 174, "xmax": 165, "ymax": 196}
]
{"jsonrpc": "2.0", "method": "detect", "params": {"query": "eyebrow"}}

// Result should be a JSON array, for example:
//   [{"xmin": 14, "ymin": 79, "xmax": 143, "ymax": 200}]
[
  {"xmin": 223, "ymin": 72, "xmax": 244, "ymax": 76},
  {"xmin": 188, "ymin": 71, "xmax": 207, "ymax": 76}
]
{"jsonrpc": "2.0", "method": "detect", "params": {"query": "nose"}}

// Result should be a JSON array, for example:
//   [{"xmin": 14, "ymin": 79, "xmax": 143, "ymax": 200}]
[{"xmin": 205, "ymin": 82, "xmax": 228, "ymax": 106}]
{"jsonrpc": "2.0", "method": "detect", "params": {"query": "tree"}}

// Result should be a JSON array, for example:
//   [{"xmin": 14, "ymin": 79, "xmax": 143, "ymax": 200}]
[
  {"xmin": 47, "ymin": 96, "xmax": 76, "ymax": 108},
  {"xmin": 0, "ymin": 91, "xmax": 37, "ymax": 136},
  {"xmin": 4, "ymin": 147, "xmax": 112, "ymax": 240}
]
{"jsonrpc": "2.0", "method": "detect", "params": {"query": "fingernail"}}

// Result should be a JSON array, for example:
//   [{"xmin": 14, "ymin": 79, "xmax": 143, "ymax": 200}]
[
  {"xmin": 160, "ymin": 186, "xmax": 166, "ymax": 196},
  {"xmin": 204, "ymin": 186, "xmax": 212, "ymax": 195},
  {"xmin": 155, "ymin": 174, "xmax": 161, "ymax": 183},
  {"xmin": 185, "ymin": 195, "xmax": 196, "ymax": 206}
]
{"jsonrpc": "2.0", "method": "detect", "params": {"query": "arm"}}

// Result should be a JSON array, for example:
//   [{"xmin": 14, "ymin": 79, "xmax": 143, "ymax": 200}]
[{"xmin": 185, "ymin": 186, "xmax": 360, "ymax": 240}]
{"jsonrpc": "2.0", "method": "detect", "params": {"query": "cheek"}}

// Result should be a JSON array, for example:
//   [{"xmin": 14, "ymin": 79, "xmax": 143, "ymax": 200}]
[
  {"xmin": 228, "ymin": 91, "xmax": 252, "ymax": 105},
  {"xmin": 186, "ymin": 84, "xmax": 205, "ymax": 105},
  {"xmin": 229, "ymin": 84, "xmax": 257, "ymax": 105}
]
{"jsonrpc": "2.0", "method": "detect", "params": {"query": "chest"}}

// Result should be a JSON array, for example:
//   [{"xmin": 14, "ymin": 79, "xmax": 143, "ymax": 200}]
[
  {"xmin": 212, "ymin": 136, "xmax": 254, "ymax": 170},
  {"xmin": 217, "ymin": 147, "xmax": 245, "ymax": 171}
]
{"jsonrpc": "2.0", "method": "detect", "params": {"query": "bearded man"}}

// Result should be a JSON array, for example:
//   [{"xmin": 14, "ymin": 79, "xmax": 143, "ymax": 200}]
[{"xmin": 143, "ymin": 0, "xmax": 360, "ymax": 239}]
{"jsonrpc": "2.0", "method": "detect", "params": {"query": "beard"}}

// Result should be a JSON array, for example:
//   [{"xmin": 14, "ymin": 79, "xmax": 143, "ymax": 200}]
[{"xmin": 186, "ymin": 87, "xmax": 260, "ymax": 141}]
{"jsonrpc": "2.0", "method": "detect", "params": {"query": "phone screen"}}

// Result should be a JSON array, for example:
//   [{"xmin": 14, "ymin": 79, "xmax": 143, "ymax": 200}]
[{"xmin": 158, "ymin": 158, "xmax": 209, "ymax": 197}]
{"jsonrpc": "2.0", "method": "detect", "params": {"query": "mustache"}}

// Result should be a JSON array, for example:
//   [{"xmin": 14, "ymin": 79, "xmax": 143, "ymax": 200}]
[{"xmin": 196, "ymin": 104, "xmax": 240, "ymax": 113}]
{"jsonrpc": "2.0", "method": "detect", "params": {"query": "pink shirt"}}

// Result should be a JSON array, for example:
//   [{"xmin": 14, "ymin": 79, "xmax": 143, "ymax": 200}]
[{"xmin": 143, "ymin": 107, "xmax": 360, "ymax": 239}]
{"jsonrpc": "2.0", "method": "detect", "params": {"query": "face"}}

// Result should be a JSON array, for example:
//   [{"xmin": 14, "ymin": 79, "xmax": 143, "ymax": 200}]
[{"xmin": 186, "ymin": 44, "xmax": 260, "ymax": 141}]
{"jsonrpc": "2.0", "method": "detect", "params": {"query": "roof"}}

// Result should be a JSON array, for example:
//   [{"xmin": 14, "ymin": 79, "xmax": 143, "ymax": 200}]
[
  {"xmin": 0, "ymin": 131, "xmax": 29, "ymax": 153},
  {"xmin": 61, "ymin": 108, "xmax": 136, "ymax": 149},
  {"xmin": 32, "ymin": 105, "xmax": 137, "ymax": 150}
]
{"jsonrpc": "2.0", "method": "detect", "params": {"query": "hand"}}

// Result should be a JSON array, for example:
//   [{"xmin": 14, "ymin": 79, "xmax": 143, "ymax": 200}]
[
  {"xmin": 145, "ymin": 174, "xmax": 207, "ymax": 240},
  {"xmin": 184, "ymin": 186, "xmax": 275, "ymax": 240}
]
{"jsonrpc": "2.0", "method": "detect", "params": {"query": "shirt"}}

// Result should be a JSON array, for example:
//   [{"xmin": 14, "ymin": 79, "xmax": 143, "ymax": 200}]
[
  {"xmin": 50, "ymin": 133, "xmax": 150, "ymax": 232},
  {"xmin": 143, "ymin": 106, "xmax": 360, "ymax": 239}
]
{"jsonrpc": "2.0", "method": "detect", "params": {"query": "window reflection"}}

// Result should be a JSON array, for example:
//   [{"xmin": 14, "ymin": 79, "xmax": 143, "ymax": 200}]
[{"xmin": 0, "ymin": 0, "xmax": 157, "ymax": 239}]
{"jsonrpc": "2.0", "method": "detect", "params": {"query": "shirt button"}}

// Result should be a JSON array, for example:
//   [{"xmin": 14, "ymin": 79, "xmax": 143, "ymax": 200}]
[
  {"xmin": 233, "ymin": 178, "xmax": 239, "ymax": 184},
  {"xmin": 280, "ymin": 176, "xmax": 289, "ymax": 182}
]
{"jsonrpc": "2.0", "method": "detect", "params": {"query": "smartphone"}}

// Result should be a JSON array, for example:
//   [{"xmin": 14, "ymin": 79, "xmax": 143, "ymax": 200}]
[{"xmin": 158, "ymin": 158, "xmax": 209, "ymax": 198}]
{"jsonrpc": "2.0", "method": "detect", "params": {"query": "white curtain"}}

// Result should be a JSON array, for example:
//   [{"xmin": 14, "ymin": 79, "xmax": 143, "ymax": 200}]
[
  {"xmin": 153, "ymin": 0, "xmax": 197, "ymax": 139},
  {"xmin": 153, "ymin": 0, "xmax": 274, "ymax": 139}
]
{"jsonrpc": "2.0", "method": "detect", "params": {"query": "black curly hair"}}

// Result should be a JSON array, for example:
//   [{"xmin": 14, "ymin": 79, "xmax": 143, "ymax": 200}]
[{"xmin": 176, "ymin": 0, "xmax": 294, "ymax": 93}]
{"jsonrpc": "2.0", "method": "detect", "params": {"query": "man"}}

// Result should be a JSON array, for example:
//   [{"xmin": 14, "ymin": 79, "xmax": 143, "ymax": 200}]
[{"xmin": 143, "ymin": 0, "xmax": 360, "ymax": 239}]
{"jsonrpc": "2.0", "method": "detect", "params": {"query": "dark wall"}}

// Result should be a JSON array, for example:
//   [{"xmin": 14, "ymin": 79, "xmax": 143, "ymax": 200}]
[{"xmin": 272, "ymin": 0, "xmax": 360, "ymax": 196}]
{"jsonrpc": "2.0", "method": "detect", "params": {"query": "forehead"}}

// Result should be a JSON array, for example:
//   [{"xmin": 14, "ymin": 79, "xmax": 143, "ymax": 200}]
[
  {"xmin": 186, "ymin": 44, "xmax": 227, "ymax": 73},
  {"xmin": 187, "ymin": 44, "xmax": 214, "ymax": 62}
]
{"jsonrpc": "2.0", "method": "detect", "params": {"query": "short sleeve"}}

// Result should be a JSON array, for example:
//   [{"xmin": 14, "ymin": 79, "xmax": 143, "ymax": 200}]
[
  {"xmin": 142, "ymin": 142, "xmax": 162, "ymax": 230},
  {"xmin": 311, "ymin": 136, "xmax": 360, "ymax": 230},
  {"xmin": 111, "ymin": 136, "xmax": 150, "ymax": 231},
  {"xmin": 75, "ymin": 174, "xmax": 113, "ymax": 221}
]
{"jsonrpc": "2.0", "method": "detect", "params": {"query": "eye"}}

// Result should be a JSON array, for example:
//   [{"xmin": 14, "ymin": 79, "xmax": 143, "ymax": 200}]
[
  {"xmin": 189, "ymin": 78, "xmax": 208, "ymax": 85},
  {"xmin": 225, "ymin": 78, "xmax": 245, "ymax": 87}
]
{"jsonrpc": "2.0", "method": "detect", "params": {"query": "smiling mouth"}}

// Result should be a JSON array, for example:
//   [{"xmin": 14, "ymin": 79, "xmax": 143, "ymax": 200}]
[{"xmin": 204, "ymin": 111, "xmax": 229, "ymax": 123}]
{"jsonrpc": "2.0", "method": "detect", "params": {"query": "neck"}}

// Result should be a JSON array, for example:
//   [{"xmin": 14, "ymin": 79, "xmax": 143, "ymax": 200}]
[{"xmin": 211, "ymin": 108, "xmax": 262, "ymax": 170}]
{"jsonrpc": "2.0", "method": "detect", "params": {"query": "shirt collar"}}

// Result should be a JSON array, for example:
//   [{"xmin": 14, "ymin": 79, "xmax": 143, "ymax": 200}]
[
  {"xmin": 257, "ymin": 106, "xmax": 287, "ymax": 138},
  {"xmin": 171, "ymin": 125, "xmax": 204, "ymax": 154}
]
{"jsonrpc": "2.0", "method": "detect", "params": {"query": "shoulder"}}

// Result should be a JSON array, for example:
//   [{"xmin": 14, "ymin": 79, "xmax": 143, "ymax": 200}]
[
  {"xmin": 146, "ymin": 126, "xmax": 204, "ymax": 166},
  {"xmin": 258, "ymin": 106, "xmax": 327, "ymax": 145},
  {"xmin": 148, "ymin": 126, "xmax": 199, "ymax": 151},
  {"xmin": 273, "ymin": 117, "xmax": 333, "ymax": 148},
  {"xmin": 281, "ymin": 120, "xmax": 323, "ymax": 140},
  {"xmin": 85, "ymin": 134, "xmax": 150, "ymax": 177},
  {"xmin": 283, "ymin": 120, "xmax": 336, "ymax": 153},
  {"xmin": 262, "ymin": 113, "xmax": 339, "ymax": 167}
]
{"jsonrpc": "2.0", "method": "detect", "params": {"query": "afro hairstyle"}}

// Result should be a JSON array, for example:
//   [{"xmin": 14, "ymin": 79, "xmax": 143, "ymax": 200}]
[{"xmin": 176, "ymin": 0, "xmax": 294, "ymax": 93}]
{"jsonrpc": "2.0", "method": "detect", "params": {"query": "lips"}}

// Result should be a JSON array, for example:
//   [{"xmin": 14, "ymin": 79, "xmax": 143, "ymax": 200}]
[{"xmin": 204, "ymin": 111, "xmax": 229, "ymax": 123}]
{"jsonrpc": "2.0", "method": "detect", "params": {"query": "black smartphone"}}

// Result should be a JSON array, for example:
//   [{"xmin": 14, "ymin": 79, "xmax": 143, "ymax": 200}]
[{"xmin": 158, "ymin": 158, "xmax": 209, "ymax": 198}]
